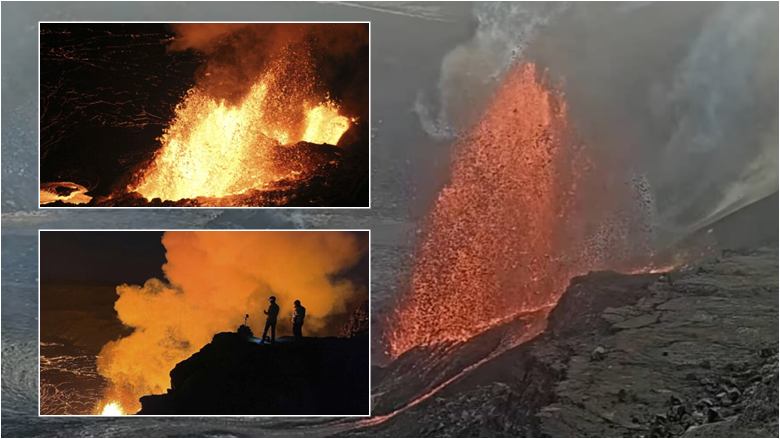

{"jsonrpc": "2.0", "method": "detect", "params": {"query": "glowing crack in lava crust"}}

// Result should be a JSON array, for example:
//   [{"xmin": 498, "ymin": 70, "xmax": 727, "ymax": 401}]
[
  {"xmin": 128, "ymin": 56, "xmax": 351, "ymax": 202},
  {"xmin": 386, "ymin": 63, "xmax": 649, "ymax": 358}
]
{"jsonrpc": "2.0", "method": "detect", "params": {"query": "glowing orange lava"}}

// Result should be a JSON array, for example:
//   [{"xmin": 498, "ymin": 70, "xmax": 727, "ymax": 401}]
[
  {"xmin": 302, "ymin": 102, "xmax": 352, "ymax": 145},
  {"xmin": 129, "ymin": 58, "xmax": 351, "ymax": 202},
  {"xmin": 385, "ymin": 63, "xmax": 643, "ymax": 358},
  {"xmin": 97, "ymin": 400, "xmax": 125, "ymax": 416},
  {"xmin": 40, "ymin": 181, "xmax": 92, "ymax": 205}
]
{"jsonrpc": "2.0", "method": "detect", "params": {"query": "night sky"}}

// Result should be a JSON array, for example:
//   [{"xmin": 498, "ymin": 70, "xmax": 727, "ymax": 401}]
[
  {"xmin": 40, "ymin": 231, "xmax": 166, "ymax": 285},
  {"xmin": 40, "ymin": 230, "xmax": 369, "ymax": 291},
  {"xmin": 39, "ymin": 23, "xmax": 200, "ymax": 195}
]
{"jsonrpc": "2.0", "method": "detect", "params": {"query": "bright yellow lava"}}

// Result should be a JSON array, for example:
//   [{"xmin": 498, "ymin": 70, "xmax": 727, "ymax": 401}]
[
  {"xmin": 302, "ymin": 102, "xmax": 352, "ymax": 145},
  {"xmin": 40, "ymin": 182, "xmax": 92, "ymax": 205},
  {"xmin": 98, "ymin": 401, "xmax": 125, "ymax": 416},
  {"xmin": 129, "ymin": 74, "xmax": 351, "ymax": 202}
]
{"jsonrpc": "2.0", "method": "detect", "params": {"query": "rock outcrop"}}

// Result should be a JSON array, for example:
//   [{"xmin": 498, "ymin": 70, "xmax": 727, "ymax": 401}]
[
  {"xmin": 138, "ymin": 332, "xmax": 369, "ymax": 415},
  {"xmin": 355, "ymin": 247, "xmax": 778, "ymax": 437}
]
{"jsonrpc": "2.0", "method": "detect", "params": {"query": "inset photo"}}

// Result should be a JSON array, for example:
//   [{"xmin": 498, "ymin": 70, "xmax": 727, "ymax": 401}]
[
  {"xmin": 39, "ymin": 230, "xmax": 370, "ymax": 416},
  {"xmin": 39, "ymin": 22, "xmax": 369, "ymax": 208}
]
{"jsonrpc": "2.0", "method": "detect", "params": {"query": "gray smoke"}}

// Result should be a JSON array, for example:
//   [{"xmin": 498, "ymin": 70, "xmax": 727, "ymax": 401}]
[
  {"xmin": 414, "ymin": 2, "xmax": 566, "ymax": 140},
  {"xmin": 651, "ymin": 3, "xmax": 778, "ymax": 237},
  {"xmin": 416, "ymin": 2, "xmax": 778, "ymax": 249}
]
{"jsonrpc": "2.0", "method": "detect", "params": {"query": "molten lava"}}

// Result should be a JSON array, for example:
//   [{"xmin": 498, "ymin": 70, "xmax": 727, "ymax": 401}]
[
  {"xmin": 129, "ymin": 55, "xmax": 351, "ymax": 202},
  {"xmin": 302, "ymin": 102, "xmax": 352, "ymax": 145},
  {"xmin": 98, "ymin": 400, "xmax": 125, "ymax": 416},
  {"xmin": 40, "ymin": 182, "xmax": 92, "ymax": 205},
  {"xmin": 386, "ymin": 63, "xmax": 649, "ymax": 358}
]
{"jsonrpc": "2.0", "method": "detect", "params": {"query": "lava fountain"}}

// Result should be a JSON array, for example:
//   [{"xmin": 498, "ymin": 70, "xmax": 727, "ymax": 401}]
[
  {"xmin": 128, "ymin": 48, "xmax": 352, "ymax": 202},
  {"xmin": 386, "ymin": 63, "xmax": 651, "ymax": 358}
]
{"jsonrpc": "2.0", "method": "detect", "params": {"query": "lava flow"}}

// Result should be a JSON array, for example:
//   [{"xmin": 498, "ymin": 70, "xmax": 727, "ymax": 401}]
[
  {"xmin": 40, "ymin": 182, "xmax": 93, "ymax": 205},
  {"xmin": 128, "ymin": 51, "xmax": 352, "ymax": 202},
  {"xmin": 386, "ymin": 63, "xmax": 651, "ymax": 358}
]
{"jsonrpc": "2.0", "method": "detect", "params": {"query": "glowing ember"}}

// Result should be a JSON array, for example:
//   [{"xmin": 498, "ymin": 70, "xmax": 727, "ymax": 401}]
[
  {"xmin": 129, "ymin": 57, "xmax": 351, "ymax": 202},
  {"xmin": 386, "ymin": 63, "xmax": 652, "ymax": 358},
  {"xmin": 98, "ymin": 400, "xmax": 125, "ymax": 416}
]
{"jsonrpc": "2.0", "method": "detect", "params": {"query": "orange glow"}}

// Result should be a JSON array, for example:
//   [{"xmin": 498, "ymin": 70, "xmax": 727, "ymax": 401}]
[
  {"xmin": 40, "ymin": 182, "xmax": 92, "ymax": 205},
  {"xmin": 626, "ymin": 262, "xmax": 680, "ymax": 274},
  {"xmin": 386, "ymin": 64, "xmax": 577, "ymax": 357},
  {"xmin": 128, "ymin": 58, "xmax": 352, "ymax": 202},
  {"xmin": 96, "ymin": 231, "xmax": 364, "ymax": 414},
  {"xmin": 97, "ymin": 400, "xmax": 124, "ymax": 416},
  {"xmin": 385, "ymin": 63, "xmax": 652, "ymax": 358},
  {"xmin": 302, "ymin": 102, "xmax": 352, "ymax": 145}
]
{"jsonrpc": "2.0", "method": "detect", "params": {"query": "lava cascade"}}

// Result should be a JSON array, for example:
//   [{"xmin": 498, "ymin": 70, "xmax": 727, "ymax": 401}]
[
  {"xmin": 387, "ymin": 63, "xmax": 649, "ymax": 358},
  {"xmin": 128, "ymin": 46, "xmax": 351, "ymax": 202}
]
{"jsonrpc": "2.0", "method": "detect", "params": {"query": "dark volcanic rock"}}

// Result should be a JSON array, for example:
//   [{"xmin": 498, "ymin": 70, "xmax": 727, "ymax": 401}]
[
  {"xmin": 50, "ymin": 140, "xmax": 369, "ymax": 208},
  {"xmin": 138, "ymin": 332, "xmax": 369, "ymax": 415},
  {"xmin": 354, "ymin": 247, "xmax": 778, "ymax": 437}
]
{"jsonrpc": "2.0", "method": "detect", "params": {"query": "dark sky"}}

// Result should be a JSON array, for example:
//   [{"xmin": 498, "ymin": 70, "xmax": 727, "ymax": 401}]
[
  {"xmin": 39, "ymin": 23, "xmax": 199, "ymax": 194},
  {"xmin": 40, "ymin": 230, "xmax": 369, "ymax": 286},
  {"xmin": 40, "ymin": 231, "xmax": 166, "ymax": 284}
]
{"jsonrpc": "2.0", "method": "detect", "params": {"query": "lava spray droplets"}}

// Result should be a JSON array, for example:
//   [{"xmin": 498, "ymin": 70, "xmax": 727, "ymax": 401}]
[
  {"xmin": 96, "ymin": 231, "xmax": 365, "ymax": 413},
  {"xmin": 386, "ymin": 63, "xmax": 655, "ymax": 358},
  {"xmin": 129, "ymin": 52, "xmax": 351, "ymax": 202},
  {"xmin": 126, "ymin": 23, "xmax": 367, "ymax": 203}
]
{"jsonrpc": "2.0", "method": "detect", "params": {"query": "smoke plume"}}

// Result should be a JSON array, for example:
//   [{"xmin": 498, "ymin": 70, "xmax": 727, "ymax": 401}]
[
  {"xmin": 414, "ymin": 2, "xmax": 565, "ymax": 140},
  {"xmin": 167, "ymin": 23, "xmax": 369, "ymax": 119},
  {"xmin": 96, "ymin": 231, "xmax": 366, "ymax": 413},
  {"xmin": 417, "ymin": 2, "xmax": 778, "ymax": 250}
]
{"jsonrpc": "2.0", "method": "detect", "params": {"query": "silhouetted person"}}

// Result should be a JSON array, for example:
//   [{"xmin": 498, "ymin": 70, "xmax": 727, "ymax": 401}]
[
  {"xmin": 292, "ymin": 300, "xmax": 306, "ymax": 340},
  {"xmin": 262, "ymin": 296, "xmax": 280, "ymax": 343}
]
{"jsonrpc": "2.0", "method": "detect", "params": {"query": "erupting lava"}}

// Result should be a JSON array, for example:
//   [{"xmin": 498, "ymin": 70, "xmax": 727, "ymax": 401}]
[
  {"xmin": 129, "ymin": 55, "xmax": 352, "ymax": 202},
  {"xmin": 386, "ymin": 63, "xmax": 649, "ymax": 358},
  {"xmin": 97, "ymin": 400, "xmax": 125, "ymax": 416}
]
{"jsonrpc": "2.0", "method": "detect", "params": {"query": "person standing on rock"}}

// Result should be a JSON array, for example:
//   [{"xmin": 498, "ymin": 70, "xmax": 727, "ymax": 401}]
[
  {"xmin": 292, "ymin": 299, "xmax": 306, "ymax": 340},
  {"xmin": 262, "ymin": 296, "xmax": 280, "ymax": 343}
]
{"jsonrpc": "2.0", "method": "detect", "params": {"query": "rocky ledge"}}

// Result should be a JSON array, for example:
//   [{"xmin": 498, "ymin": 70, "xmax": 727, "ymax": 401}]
[
  {"xmin": 357, "ymin": 246, "xmax": 778, "ymax": 437},
  {"xmin": 138, "ymin": 332, "xmax": 369, "ymax": 415}
]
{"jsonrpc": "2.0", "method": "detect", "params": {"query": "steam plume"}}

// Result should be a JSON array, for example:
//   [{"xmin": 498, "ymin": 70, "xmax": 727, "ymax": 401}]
[
  {"xmin": 96, "ymin": 231, "xmax": 365, "ymax": 413},
  {"xmin": 414, "ymin": 2, "xmax": 564, "ymax": 140},
  {"xmin": 417, "ymin": 2, "xmax": 777, "ymax": 249}
]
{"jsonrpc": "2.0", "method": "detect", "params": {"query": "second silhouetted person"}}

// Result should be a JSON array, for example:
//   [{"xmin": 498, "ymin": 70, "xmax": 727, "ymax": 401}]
[{"xmin": 292, "ymin": 299, "xmax": 306, "ymax": 340}]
